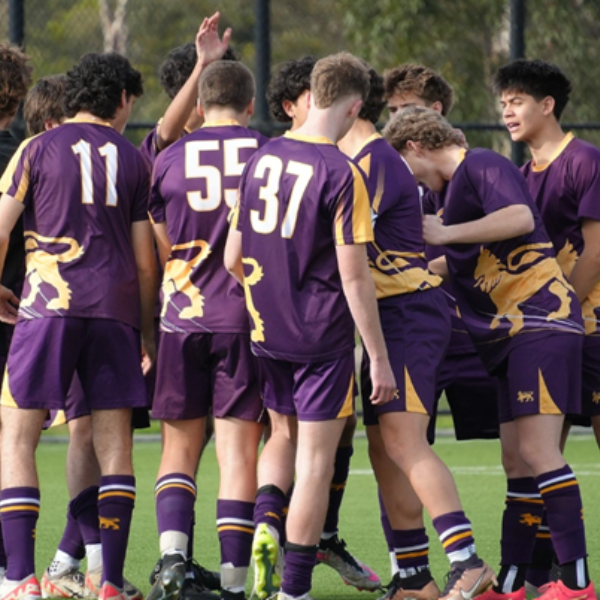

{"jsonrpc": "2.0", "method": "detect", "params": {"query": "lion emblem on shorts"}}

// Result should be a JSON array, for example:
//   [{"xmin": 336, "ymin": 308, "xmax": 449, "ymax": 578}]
[
  {"xmin": 592, "ymin": 392, "xmax": 600, "ymax": 404},
  {"xmin": 557, "ymin": 240, "xmax": 600, "ymax": 335},
  {"xmin": 371, "ymin": 250, "xmax": 441, "ymax": 296},
  {"xmin": 473, "ymin": 243, "xmax": 573, "ymax": 336},
  {"xmin": 162, "ymin": 239, "xmax": 211, "ymax": 320},
  {"xmin": 241, "ymin": 257, "xmax": 265, "ymax": 343},
  {"xmin": 21, "ymin": 231, "xmax": 84, "ymax": 312},
  {"xmin": 517, "ymin": 391, "xmax": 534, "ymax": 403}
]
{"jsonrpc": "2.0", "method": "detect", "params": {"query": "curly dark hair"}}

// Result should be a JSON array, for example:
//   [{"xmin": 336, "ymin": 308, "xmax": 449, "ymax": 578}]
[
  {"xmin": 492, "ymin": 59, "xmax": 572, "ymax": 120},
  {"xmin": 0, "ymin": 44, "xmax": 32, "ymax": 122},
  {"xmin": 159, "ymin": 42, "xmax": 240, "ymax": 99},
  {"xmin": 267, "ymin": 56, "xmax": 316, "ymax": 123},
  {"xmin": 63, "ymin": 53, "xmax": 143, "ymax": 119},
  {"xmin": 358, "ymin": 62, "xmax": 385, "ymax": 124},
  {"xmin": 24, "ymin": 74, "xmax": 67, "ymax": 136}
]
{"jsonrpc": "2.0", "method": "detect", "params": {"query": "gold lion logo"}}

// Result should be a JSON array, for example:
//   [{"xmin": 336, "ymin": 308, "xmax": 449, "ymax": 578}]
[
  {"xmin": 162, "ymin": 240, "xmax": 211, "ymax": 320},
  {"xmin": 99, "ymin": 516, "xmax": 120, "ymax": 530},
  {"xmin": 519, "ymin": 513, "xmax": 542, "ymax": 527},
  {"xmin": 474, "ymin": 243, "xmax": 573, "ymax": 336},
  {"xmin": 592, "ymin": 392, "xmax": 600, "ymax": 404},
  {"xmin": 517, "ymin": 391, "xmax": 534, "ymax": 403},
  {"xmin": 21, "ymin": 231, "xmax": 84, "ymax": 312},
  {"xmin": 242, "ymin": 257, "xmax": 265, "ymax": 342}
]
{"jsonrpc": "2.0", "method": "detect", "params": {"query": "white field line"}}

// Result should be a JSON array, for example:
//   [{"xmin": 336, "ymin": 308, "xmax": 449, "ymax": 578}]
[{"xmin": 350, "ymin": 464, "xmax": 600, "ymax": 477}]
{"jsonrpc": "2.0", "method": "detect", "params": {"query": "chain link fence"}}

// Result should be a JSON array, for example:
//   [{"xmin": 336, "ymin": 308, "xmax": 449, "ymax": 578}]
[{"xmin": 2, "ymin": 0, "xmax": 600, "ymax": 156}]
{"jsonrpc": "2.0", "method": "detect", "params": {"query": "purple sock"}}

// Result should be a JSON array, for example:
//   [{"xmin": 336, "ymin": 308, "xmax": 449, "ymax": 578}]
[
  {"xmin": 155, "ymin": 473, "xmax": 196, "ymax": 550},
  {"xmin": 432, "ymin": 511, "xmax": 475, "ymax": 565},
  {"xmin": 393, "ymin": 528, "xmax": 429, "ymax": 575},
  {"xmin": 187, "ymin": 510, "xmax": 196, "ymax": 560},
  {"xmin": 0, "ymin": 519, "xmax": 7, "ymax": 569},
  {"xmin": 537, "ymin": 465, "xmax": 586, "ymax": 564},
  {"xmin": 98, "ymin": 475, "xmax": 136, "ymax": 587},
  {"xmin": 322, "ymin": 446, "xmax": 353, "ymax": 535},
  {"xmin": 58, "ymin": 510, "xmax": 86, "ymax": 560},
  {"xmin": 254, "ymin": 486, "xmax": 285, "ymax": 541},
  {"xmin": 0, "ymin": 487, "xmax": 40, "ymax": 580},
  {"xmin": 217, "ymin": 500, "xmax": 254, "ymax": 592},
  {"xmin": 378, "ymin": 490, "xmax": 394, "ymax": 553},
  {"xmin": 281, "ymin": 543, "xmax": 318, "ymax": 598},
  {"xmin": 70, "ymin": 486, "xmax": 100, "ymax": 546},
  {"xmin": 525, "ymin": 511, "xmax": 553, "ymax": 588}
]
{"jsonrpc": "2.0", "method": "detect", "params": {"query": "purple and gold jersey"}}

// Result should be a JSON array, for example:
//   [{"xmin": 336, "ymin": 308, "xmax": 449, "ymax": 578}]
[
  {"xmin": 353, "ymin": 134, "xmax": 441, "ymax": 298},
  {"xmin": 139, "ymin": 120, "xmax": 192, "ymax": 167},
  {"xmin": 6, "ymin": 117, "xmax": 150, "ymax": 329},
  {"xmin": 232, "ymin": 132, "xmax": 373, "ymax": 362},
  {"xmin": 522, "ymin": 133, "xmax": 600, "ymax": 335},
  {"xmin": 150, "ymin": 120, "xmax": 267, "ymax": 333},
  {"xmin": 443, "ymin": 148, "xmax": 583, "ymax": 373}
]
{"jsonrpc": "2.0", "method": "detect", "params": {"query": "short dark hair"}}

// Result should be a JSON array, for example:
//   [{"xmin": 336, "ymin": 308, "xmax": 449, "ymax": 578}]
[
  {"xmin": 159, "ymin": 43, "xmax": 240, "ymax": 100},
  {"xmin": 24, "ymin": 75, "xmax": 67, "ymax": 136},
  {"xmin": 0, "ymin": 44, "xmax": 32, "ymax": 121},
  {"xmin": 63, "ymin": 53, "xmax": 143, "ymax": 120},
  {"xmin": 267, "ymin": 56, "xmax": 316, "ymax": 123},
  {"xmin": 199, "ymin": 61, "xmax": 255, "ymax": 113},
  {"xmin": 383, "ymin": 64, "xmax": 454, "ymax": 116},
  {"xmin": 358, "ymin": 62, "xmax": 386, "ymax": 124},
  {"xmin": 492, "ymin": 59, "xmax": 572, "ymax": 120}
]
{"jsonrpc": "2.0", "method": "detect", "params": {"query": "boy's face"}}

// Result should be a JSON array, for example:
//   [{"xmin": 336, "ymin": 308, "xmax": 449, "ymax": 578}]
[
  {"xmin": 402, "ymin": 146, "xmax": 445, "ymax": 193},
  {"xmin": 500, "ymin": 90, "xmax": 547, "ymax": 143},
  {"xmin": 387, "ymin": 91, "xmax": 427, "ymax": 117}
]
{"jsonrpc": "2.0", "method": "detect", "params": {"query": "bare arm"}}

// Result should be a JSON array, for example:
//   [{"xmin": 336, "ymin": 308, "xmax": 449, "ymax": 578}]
[
  {"xmin": 423, "ymin": 204, "xmax": 535, "ymax": 246},
  {"xmin": 428, "ymin": 255, "xmax": 449, "ymax": 281},
  {"xmin": 131, "ymin": 220, "xmax": 159, "ymax": 364},
  {"xmin": 152, "ymin": 221, "xmax": 171, "ymax": 270},
  {"xmin": 569, "ymin": 219, "xmax": 600, "ymax": 303},
  {"xmin": 0, "ymin": 193, "xmax": 25, "ymax": 324},
  {"xmin": 224, "ymin": 227, "xmax": 244, "ymax": 284},
  {"xmin": 156, "ymin": 12, "xmax": 232, "ymax": 151},
  {"xmin": 336, "ymin": 243, "xmax": 396, "ymax": 405}
]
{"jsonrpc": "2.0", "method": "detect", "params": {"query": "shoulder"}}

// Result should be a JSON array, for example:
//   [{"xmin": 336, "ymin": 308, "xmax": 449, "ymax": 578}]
[{"xmin": 565, "ymin": 138, "xmax": 600, "ymax": 168}]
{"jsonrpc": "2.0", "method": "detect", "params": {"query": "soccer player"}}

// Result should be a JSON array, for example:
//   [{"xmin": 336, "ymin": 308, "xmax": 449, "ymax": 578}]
[
  {"xmin": 265, "ymin": 55, "xmax": 381, "ymax": 592},
  {"xmin": 0, "ymin": 52, "xmax": 157, "ymax": 600},
  {"xmin": 148, "ymin": 60, "xmax": 267, "ymax": 600},
  {"xmin": 225, "ymin": 52, "xmax": 396, "ymax": 600},
  {"xmin": 0, "ymin": 43, "xmax": 31, "ymax": 130},
  {"xmin": 384, "ymin": 106, "xmax": 595, "ymax": 600},
  {"xmin": 492, "ymin": 58, "xmax": 600, "ymax": 598}
]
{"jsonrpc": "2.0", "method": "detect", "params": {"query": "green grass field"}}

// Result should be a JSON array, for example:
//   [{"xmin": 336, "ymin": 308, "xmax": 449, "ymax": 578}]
[{"xmin": 35, "ymin": 432, "xmax": 600, "ymax": 599}]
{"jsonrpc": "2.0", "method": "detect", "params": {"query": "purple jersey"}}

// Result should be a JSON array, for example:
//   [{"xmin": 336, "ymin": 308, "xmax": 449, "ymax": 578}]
[
  {"xmin": 522, "ymin": 133, "xmax": 600, "ymax": 335},
  {"xmin": 7, "ymin": 117, "xmax": 150, "ymax": 329},
  {"xmin": 139, "ymin": 120, "xmax": 191, "ymax": 167},
  {"xmin": 353, "ymin": 134, "xmax": 441, "ymax": 298},
  {"xmin": 232, "ymin": 131, "xmax": 373, "ymax": 362},
  {"xmin": 443, "ymin": 148, "xmax": 583, "ymax": 373},
  {"xmin": 150, "ymin": 120, "xmax": 267, "ymax": 333}
]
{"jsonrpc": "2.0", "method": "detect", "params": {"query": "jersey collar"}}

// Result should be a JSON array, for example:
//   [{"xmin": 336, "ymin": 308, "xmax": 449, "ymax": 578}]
[
  {"xmin": 531, "ymin": 132, "xmax": 574, "ymax": 172},
  {"xmin": 284, "ymin": 131, "xmax": 334, "ymax": 145}
]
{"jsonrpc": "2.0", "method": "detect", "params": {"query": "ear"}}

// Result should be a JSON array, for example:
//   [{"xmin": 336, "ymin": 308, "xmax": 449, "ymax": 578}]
[
  {"xmin": 406, "ymin": 140, "xmax": 423, "ymax": 155},
  {"xmin": 348, "ymin": 98, "xmax": 363, "ymax": 119},
  {"xmin": 197, "ymin": 101, "xmax": 206, "ymax": 118},
  {"xmin": 119, "ymin": 89, "xmax": 128, "ymax": 109},
  {"xmin": 247, "ymin": 97, "xmax": 255, "ymax": 117},
  {"xmin": 541, "ymin": 95, "xmax": 556, "ymax": 118},
  {"xmin": 282, "ymin": 99, "xmax": 295, "ymax": 119},
  {"xmin": 430, "ymin": 100, "xmax": 444, "ymax": 115},
  {"xmin": 306, "ymin": 91, "xmax": 312, "ymax": 110}
]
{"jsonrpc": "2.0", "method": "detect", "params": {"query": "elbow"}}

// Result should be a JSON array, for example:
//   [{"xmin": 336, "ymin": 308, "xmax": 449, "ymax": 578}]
[{"xmin": 519, "ymin": 206, "xmax": 535, "ymax": 236}]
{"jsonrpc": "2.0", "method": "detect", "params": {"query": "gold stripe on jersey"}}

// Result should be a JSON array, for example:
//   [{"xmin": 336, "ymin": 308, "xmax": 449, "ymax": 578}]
[
  {"xmin": 64, "ymin": 116, "xmax": 113, "ymax": 128},
  {"xmin": 202, "ymin": 118, "xmax": 242, "ymax": 128},
  {"xmin": 347, "ymin": 161, "xmax": 374, "ymax": 244},
  {"xmin": 336, "ymin": 373, "xmax": 355, "ymax": 419},
  {"xmin": 230, "ymin": 201, "xmax": 240, "ymax": 229},
  {"xmin": 284, "ymin": 131, "xmax": 334, "ymax": 145},
  {"xmin": 0, "ymin": 136, "xmax": 36, "ymax": 195},
  {"xmin": 539, "ymin": 370, "xmax": 561, "ymax": 415},
  {"xmin": 353, "ymin": 133, "xmax": 382, "ymax": 161},
  {"xmin": 0, "ymin": 371, "xmax": 18, "ymax": 408},
  {"xmin": 531, "ymin": 132, "xmax": 574, "ymax": 173},
  {"xmin": 242, "ymin": 257, "xmax": 265, "ymax": 342},
  {"xmin": 405, "ymin": 366, "xmax": 427, "ymax": 414}
]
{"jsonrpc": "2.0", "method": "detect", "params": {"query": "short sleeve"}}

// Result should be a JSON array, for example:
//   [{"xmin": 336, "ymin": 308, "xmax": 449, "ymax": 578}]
[
  {"xmin": 6, "ymin": 141, "xmax": 35, "ymax": 208},
  {"xmin": 231, "ymin": 170, "xmax": 248, "ymax": 231},
  {"xmin": 571, "ymin": 145, "xmax": 600, "ymax": 222},
  {"xmin": 148, "ymin": 153, "xmax": 170, "ymax": 224},
  {"xmin": 332, "ymin": 161, "xmax": 374, "ymax": 246}
]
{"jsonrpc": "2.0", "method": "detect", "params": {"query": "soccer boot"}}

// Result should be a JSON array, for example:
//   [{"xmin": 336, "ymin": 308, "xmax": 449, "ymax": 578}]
[
  {"xmin": 0, "ymin": 574, "xmax": 42, "ymax": 600},
  {"xmin": 475, "ymin": 588, "xmax": 525, "ymax": 600},
  {"xmin": 145, "ymin": 553, "xmax": 187, "ymax": 600},
  {"xmin": 179, "ymin": 577, "xmax": 219, "ymax": 600},
  {"xmin": 98, "ymin": 582, "xmax": 127, "ymax": 600},
  {"xmin": 41, "ymin": 566, "xmax": 92, "ymax": 598},
  {"xmin": 251, "ymin": 523, "xmax": 281, "ymax": 600},
  {"xmin": 275, "ymin": 593, "xmax": 314, "ymax": 600},
  {"xmin": 440, "ymin": 557, "xmax": 495, "ymax": 600},
  {"xmin": 536, "ymin": 581, "xmax": 597, "ymax": 600},
  {"xmin": 220, "ymin": 592, "xmax": 245, "ymax": 600},
  {"xmin": 85, "ymin": 569, "xmax": 142, "ymax": 600},
  {"xmin": 186, "ymin": 561, "xmax": 221, "ymax": 592},
  {"xmin": 380, "ymin": 570, "xmax": 440, "ymax": 600},
  {"xmin": 317, "ymin": 535, "xmax": 381, "ymax": 591}
]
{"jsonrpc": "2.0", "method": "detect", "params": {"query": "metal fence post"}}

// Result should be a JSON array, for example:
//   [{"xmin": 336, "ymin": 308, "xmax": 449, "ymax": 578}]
[
  {"xmin": 509, "ymin": 0, "xmax": 526, "ymax": 166},
  {"xmin": 254, "ymin": 0, "xmax": 271, "ymax": 135},
  {"xmin": 8, "ymin": 0, "xmax": 26, "ymax": 141}
]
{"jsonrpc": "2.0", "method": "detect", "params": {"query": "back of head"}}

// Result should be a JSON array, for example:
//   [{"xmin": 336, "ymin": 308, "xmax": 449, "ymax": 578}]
[
  {"xmin": 358, "ymin": 62, "xmax": 385, "ymax": 124},
  {"xmin": 267, "ymin": 55, "xmax": 316, "ymax": 123},
  {"xmin": 383, "ymin": 64, "xmax": 454, "ymax": 116},
  {"xmin": 383, "ymin": 106, "xmax": 463, "ymax": 152},
  {"xmin": 492, "ymin": 59, "xmax": 571, "ymax": 120},
  {"xmin": 310, "ymin": 52, "xmax": 370, "ymax": 109},
  {"xmin": 0, "ymin": 44, "xmax": 33, "ymax": 121},
  {"xmin": 24, "ymin": 74, "xmax": 67, "ymax": 136},
  {"xmin": 63, "ymin": 52, "xmax": 143, "ymax": 120},
  {"xmin": 199, "ymin": 60, "xmax": 255, "ymax": 113}
]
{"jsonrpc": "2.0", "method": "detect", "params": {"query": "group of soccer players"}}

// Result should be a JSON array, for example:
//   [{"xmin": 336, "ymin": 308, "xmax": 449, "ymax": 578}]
[{"xmin": 0, "ymin": 10, "xmax": 597, "ymax": 600}]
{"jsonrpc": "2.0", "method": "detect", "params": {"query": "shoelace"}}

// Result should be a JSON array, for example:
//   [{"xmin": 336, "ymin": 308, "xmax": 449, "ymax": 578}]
[
  {"xmin": 328, "ymin": 538, "xmax": 363, "ymax": 572},
  {"xmin": 441, "ymin": 566, "xmax": 466, "ymax": 596}
]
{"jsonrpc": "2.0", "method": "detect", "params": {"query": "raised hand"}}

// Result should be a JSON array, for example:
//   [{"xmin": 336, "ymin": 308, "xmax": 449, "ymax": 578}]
[{"xmin": 196, "ymin": 12, "xmax": 233, "ymax": 67}]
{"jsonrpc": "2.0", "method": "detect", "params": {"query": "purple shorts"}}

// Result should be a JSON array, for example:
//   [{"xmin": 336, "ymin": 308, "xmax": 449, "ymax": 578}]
[
  {"xmin": 152, "ymin": 331, "xmax": 262, "ymax": 422},
  {"xmin": 258, "ymin": 352, "xmax": 355, "ymax": 422},
  {"xmin": 44, "ymin": 375, "xmax": 90, "ymax": 428},
  {"xmin": 497, "ymin": 332, "xmax": 582, "ymax": 423},
  {"xmin": 362, "ymin": 290, "xmax": 450, "ymax": 425},
  {"xmin": 581, "ymin": 336, "xmax": 600, "ymax": 417},
  {"xmin": 1, "ymin": 317, "xmax": 147, "ymax": 411},
  {"xmin": 432, "ymin": 351, "xmax": 500, "ymax": 440}
]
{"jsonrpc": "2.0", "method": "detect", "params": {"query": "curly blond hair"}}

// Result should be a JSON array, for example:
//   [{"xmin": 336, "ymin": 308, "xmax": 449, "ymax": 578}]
[
  {"xmin": 0, "ymin": 44, "xmax": 32, "ymax": 121},
  {"xmin": 383, "ymin": 106, "xmax": 463, "ymax": 152}
]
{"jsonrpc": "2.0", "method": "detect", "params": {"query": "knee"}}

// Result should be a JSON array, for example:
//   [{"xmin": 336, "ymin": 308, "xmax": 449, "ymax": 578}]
[{"xmin": 68, "ymin": 417, "xmax": 95, "ymax": 454}]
